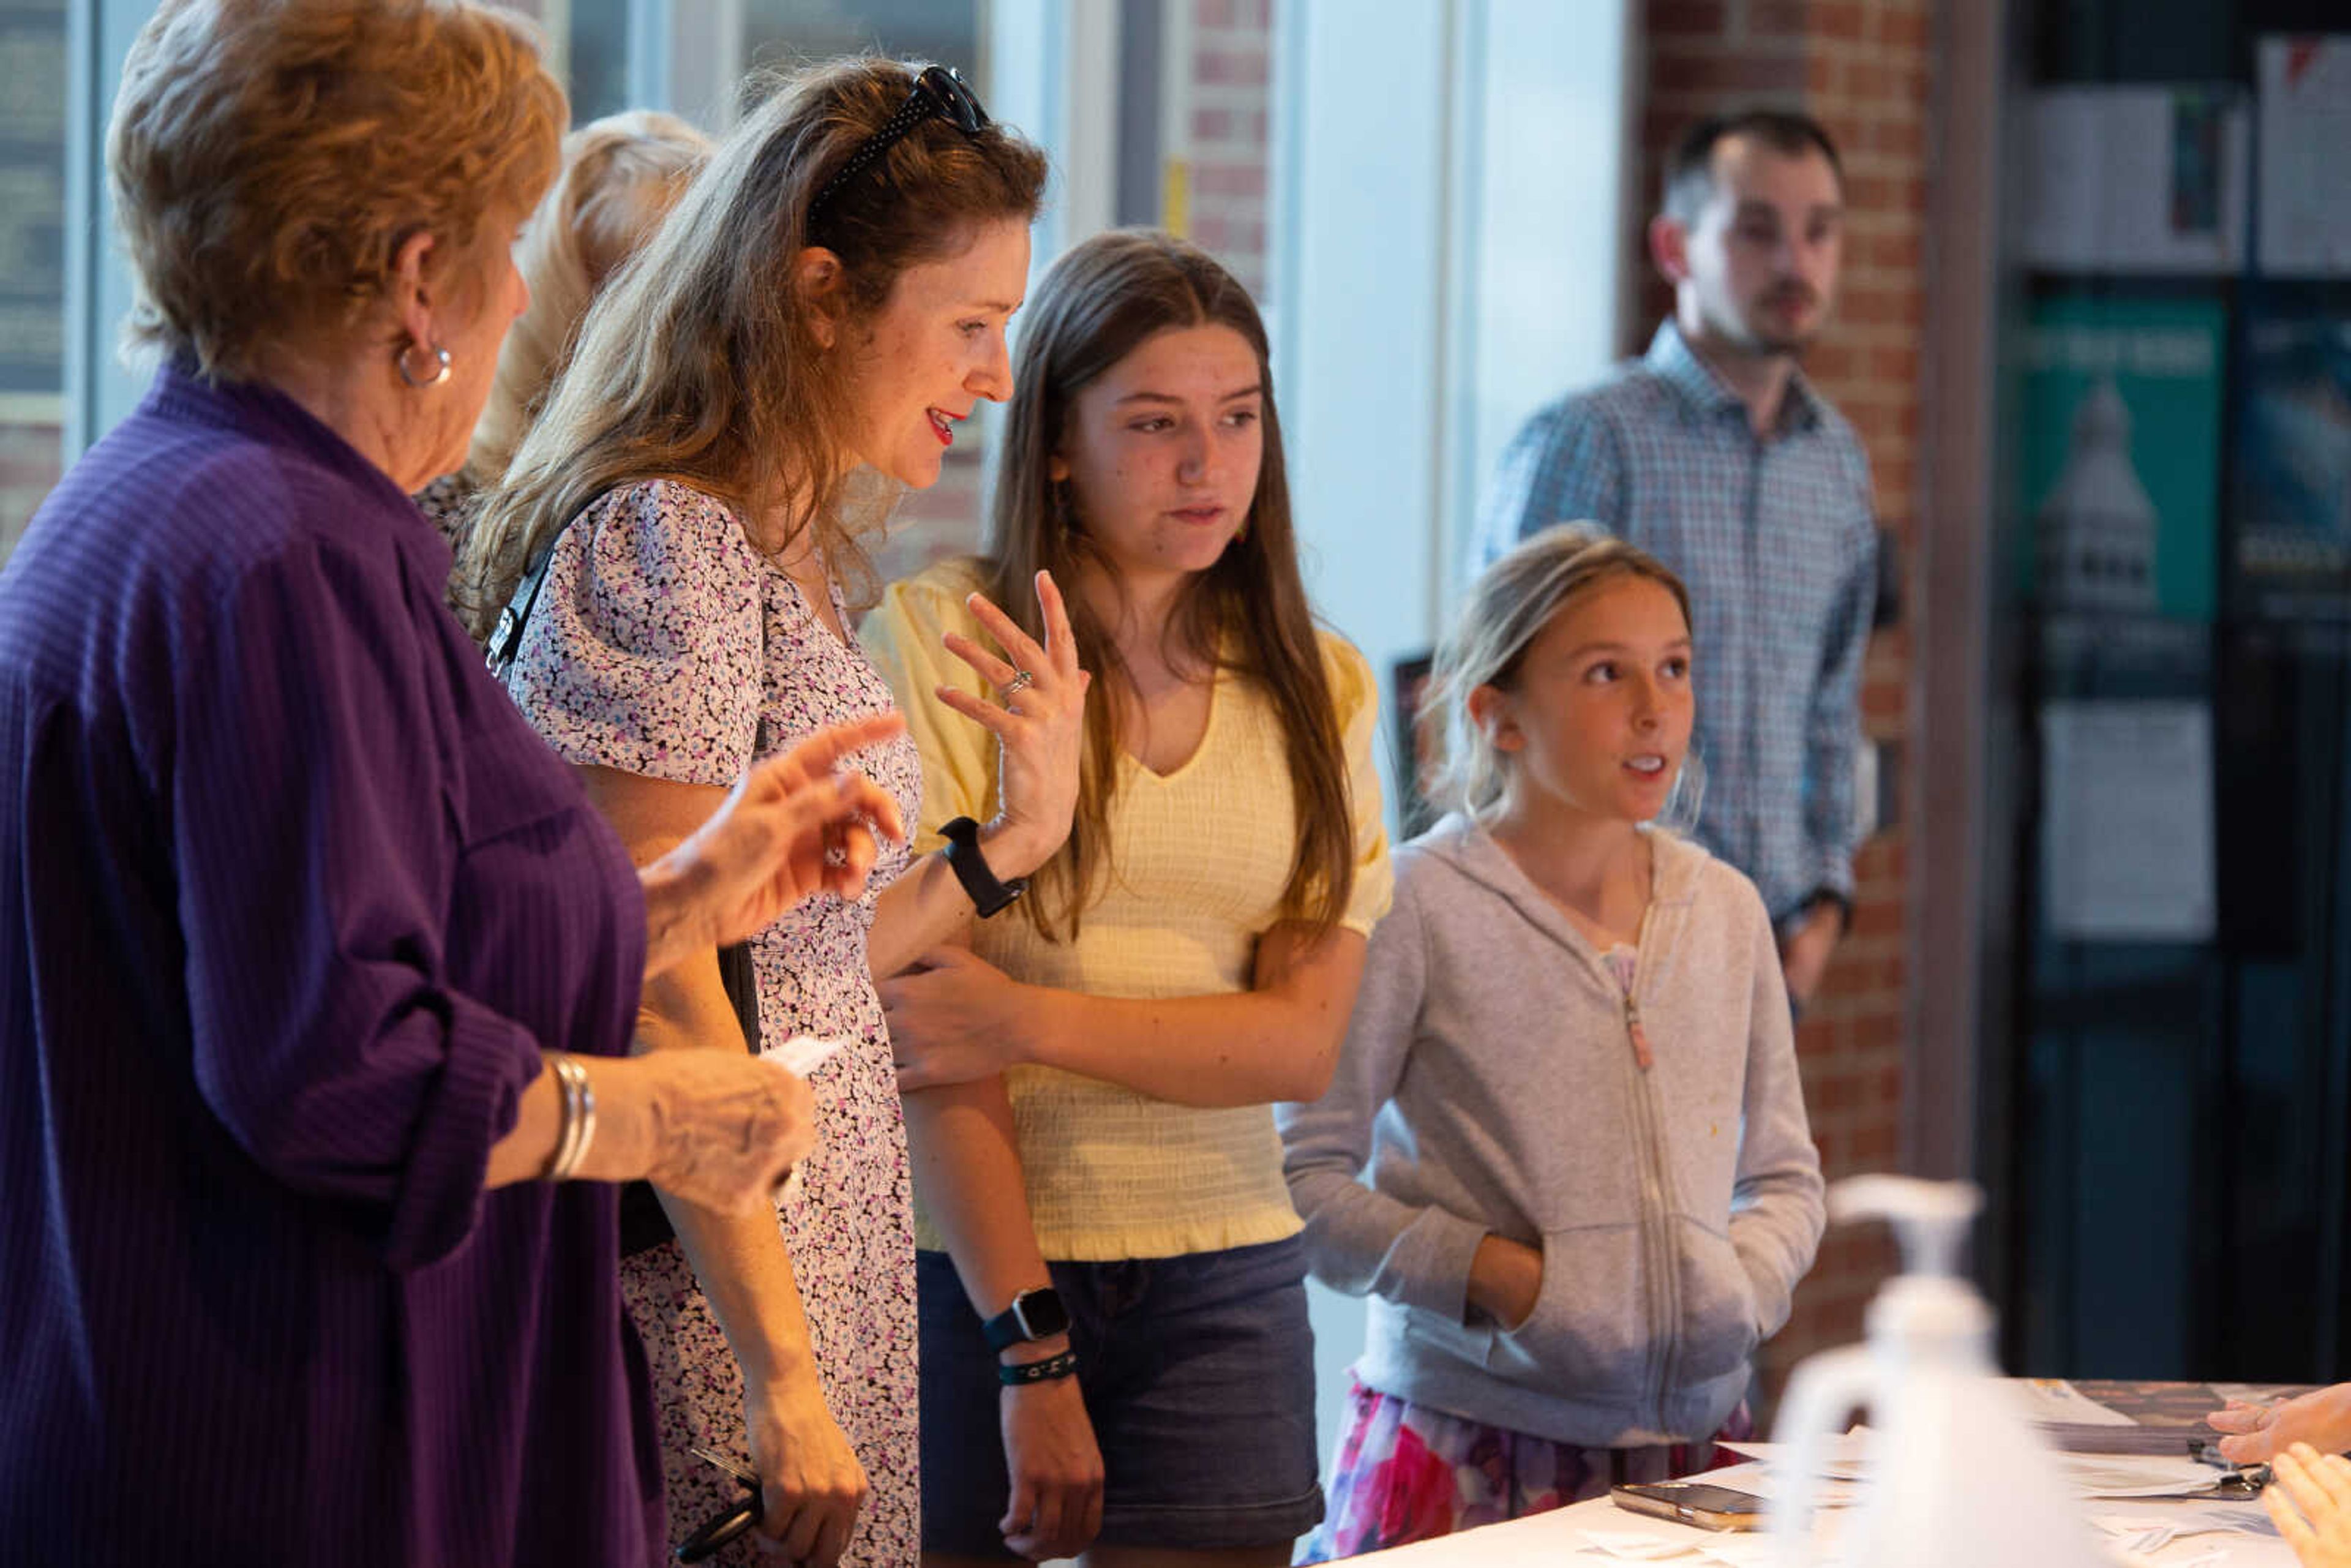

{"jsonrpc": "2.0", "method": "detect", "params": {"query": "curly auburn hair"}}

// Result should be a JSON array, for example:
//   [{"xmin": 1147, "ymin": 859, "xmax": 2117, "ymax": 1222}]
[{"xmin": 108, "ymin": 0, "xmax": 564, "ymax": 382}]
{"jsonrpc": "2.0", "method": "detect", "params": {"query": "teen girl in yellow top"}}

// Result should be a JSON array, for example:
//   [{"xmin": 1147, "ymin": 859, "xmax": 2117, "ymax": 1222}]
[{"xmin": 864, "ymin": 229, "xmax": 1392, "ymax": 1567}]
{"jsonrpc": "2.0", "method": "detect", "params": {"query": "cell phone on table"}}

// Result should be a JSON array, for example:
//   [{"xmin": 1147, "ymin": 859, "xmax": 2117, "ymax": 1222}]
[{"xmin": 1608, "ymin": 1480, "xmax": 1766, "ymax": 1532}]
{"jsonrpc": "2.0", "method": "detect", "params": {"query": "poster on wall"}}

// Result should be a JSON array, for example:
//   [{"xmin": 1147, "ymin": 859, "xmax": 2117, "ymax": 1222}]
[
  {"xmin": 2014, "ymin": 296, "xmax": 2225, "ymax": 621},
  {"xmin": 2232, "ymin": 304, "xmax": 2351, "ymax": 613},
  {"xmin": 2018, "ymin": 86, "xmax": 2248, "ymax": 275},
  {"xmin": 2257, "ymin": 36, "xmax": 2351, "ymax": 277}
]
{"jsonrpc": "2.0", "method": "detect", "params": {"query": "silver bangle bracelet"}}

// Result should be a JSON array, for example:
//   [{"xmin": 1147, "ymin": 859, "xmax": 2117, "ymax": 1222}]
[{"xmin": 544, "ymin": 1052, "xmax": 596, "ymax": 1182}]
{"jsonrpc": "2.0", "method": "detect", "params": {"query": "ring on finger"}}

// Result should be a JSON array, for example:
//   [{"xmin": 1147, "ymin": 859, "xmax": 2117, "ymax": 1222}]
[{"xmin": 1002, "ymin": 669, "xmax": 1035, "ymax": 697}]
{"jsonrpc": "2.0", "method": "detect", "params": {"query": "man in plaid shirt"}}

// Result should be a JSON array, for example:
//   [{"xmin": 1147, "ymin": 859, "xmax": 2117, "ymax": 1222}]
[{"xmin": 1472, "ymin": 110, "xmax": 1877, "ymax": 1008}]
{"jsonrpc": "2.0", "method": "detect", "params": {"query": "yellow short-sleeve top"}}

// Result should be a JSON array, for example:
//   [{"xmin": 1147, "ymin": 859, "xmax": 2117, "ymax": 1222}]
[{"xmin": 861, "ymin": 558, "xmax": 1394, "ymax": 1261}]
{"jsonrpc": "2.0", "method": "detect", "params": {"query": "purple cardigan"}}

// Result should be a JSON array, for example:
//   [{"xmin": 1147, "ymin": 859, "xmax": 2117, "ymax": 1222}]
[{"xmin": 0, "ymin": 367, "xmax": 664, "ymax": 1564}]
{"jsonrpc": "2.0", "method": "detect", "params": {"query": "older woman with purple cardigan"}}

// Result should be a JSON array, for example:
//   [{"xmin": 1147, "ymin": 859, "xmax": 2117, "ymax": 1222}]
[{"xmin": 0, "ymin": 5, "xmax": 900, "ymax": 1563}]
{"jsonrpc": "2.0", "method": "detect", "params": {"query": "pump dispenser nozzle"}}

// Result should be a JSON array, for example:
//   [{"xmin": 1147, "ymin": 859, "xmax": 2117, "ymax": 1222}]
[{"xmin": 1828, "ymin": 1175, "xmax": 1982, "ymax": 1278}]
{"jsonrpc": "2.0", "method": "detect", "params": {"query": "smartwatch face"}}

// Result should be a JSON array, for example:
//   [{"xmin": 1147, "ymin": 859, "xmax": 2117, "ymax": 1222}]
[{"xmin": 1015, "ymin": 1288, "xmax": 1071, "ymax": 1341}]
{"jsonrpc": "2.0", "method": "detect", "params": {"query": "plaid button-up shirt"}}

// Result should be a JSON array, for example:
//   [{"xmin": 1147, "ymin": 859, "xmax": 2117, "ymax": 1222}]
[{"xmin": 1472, "ymin": 320, "xmax": 1877, "ymax": 925}]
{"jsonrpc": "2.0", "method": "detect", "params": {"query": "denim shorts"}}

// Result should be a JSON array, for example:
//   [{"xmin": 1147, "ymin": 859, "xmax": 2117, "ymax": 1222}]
[{"xmin": 917, "ymin": 1235, "xmax": 1324, "ymax": 1555}]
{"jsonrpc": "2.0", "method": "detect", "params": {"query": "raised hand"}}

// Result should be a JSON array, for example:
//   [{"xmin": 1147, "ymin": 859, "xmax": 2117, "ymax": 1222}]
[
  {"xmin": 936, "ymin": 571, "xmax": 1088, "ymax": 879},
  {"xmin": 661, "ymin": 712, "xmax": 909, "ymax": 956}
]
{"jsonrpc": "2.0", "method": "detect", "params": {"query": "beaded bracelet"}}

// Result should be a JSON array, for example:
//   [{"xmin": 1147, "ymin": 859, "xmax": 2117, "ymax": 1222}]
[{"xmin": 996, "ymin": 1349, "xmax": 1079, "ymax": 1387}]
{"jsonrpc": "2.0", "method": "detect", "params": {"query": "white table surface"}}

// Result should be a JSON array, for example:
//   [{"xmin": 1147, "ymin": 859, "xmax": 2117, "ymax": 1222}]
[{"xmin": 1345, "ymin": 1459, "xmax": 2297, "ymax": 1567}]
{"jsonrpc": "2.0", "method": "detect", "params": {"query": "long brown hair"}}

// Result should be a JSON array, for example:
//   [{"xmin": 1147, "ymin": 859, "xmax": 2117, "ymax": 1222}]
[
  {"xmin": 457, "ymin": 57, "xmax": 1046, "ymax": 637},
  {"xmin": 988, "ymin": 228, "xmax": 1355, "ymax": 939}
]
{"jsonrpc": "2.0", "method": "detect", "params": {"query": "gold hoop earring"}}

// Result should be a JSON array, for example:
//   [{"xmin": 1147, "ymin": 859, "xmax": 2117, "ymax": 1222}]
[{"xmin": 397, "ymin": 340, "xmax": 452, "ymax": 388}]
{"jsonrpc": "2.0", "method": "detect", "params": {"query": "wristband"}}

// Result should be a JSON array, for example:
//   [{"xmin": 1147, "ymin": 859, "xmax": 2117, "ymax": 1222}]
[
  {"xmin": 939, "ymin": 816, "xmax": 1028, "ymax": 918},
  {"xmin": 997, "ymin": 1349, "xmax": 1079, "ymax": 1386}
]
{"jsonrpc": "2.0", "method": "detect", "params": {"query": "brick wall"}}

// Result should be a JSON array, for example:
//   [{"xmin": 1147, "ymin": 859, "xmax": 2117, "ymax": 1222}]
[
  {"xmin": 0, "ymin": 421, "xmax": 61, "ymax": 560},
  {"xmin": 1183, "ymin": 0, "xmax": 1274, "ymax": 302},
  {"xmin": 1638, "ymin": 0, "xmax": 1933, "ymax": 1406},
  {"xmin": 868, "ymin": 449, "xmax": 991, "ymax": 585},
  {"xmin": 0, "ymin": 0, "xmax": 66, "ymax": 563}
]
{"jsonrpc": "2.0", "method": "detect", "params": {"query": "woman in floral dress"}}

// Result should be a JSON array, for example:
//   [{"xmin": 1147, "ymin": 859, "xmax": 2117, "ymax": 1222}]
[{"xmin": 462, "ymin": 59, "xmax": 1079, "ymax": 1567}]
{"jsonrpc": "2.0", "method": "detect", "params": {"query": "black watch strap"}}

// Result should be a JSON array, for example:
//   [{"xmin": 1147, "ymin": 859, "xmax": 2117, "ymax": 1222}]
[
  {"xmin": 982, "ymin": 1286, "xmax": 1068, "ymax": 1352},
  {"xmin": 940, "ymin": 816, "xmax": 1028, "ymax": 918}
]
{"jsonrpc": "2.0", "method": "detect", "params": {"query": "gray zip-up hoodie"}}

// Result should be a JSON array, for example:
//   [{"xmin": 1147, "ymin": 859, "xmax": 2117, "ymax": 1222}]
[{"xmin": 1278, "ymin": 814, "xmax": 1825, "ymax": 1447}]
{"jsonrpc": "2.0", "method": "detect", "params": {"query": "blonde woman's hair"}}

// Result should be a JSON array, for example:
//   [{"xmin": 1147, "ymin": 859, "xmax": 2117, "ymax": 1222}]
[
  {"xmin": 1422, "ymin": 523, "xmax": 1693, "ymax": 817},
  {"xmin": 462, "ymin": 110, "xmax": 710, "ymax": 488},
  {"xmin": 109, "ymin": 0, "xmax": 564, "ymax": 383},
  {"xmin": 457, "ymin": 57, "xmax": 1048, "ymax": 639}
]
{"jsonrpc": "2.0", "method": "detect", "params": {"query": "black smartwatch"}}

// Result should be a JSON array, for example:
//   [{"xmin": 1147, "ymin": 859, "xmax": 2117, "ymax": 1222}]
[
  {"xmin": 939, "ymin": 816, "xmax": 1028, "ymax": 918},
  {"xmin": 983, "ymin": 1286, "xmax": 1070, "ymax": 1353}
]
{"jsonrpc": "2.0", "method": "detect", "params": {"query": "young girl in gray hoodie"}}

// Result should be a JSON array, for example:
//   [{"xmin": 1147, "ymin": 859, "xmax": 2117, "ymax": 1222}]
[{"xmin": 1280, "ymin": 524, "xmax": 1826, "ymax": 1556}]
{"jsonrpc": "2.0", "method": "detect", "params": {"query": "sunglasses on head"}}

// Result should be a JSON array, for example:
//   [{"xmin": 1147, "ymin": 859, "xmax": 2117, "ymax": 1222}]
[{"xmin": 806, "ymin": 64, "xmax": 990, "ymax": 229}]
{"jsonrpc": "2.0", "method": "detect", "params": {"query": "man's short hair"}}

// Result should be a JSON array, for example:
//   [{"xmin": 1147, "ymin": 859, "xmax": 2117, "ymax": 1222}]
[{"xmin": 1660, "ymin": 110, "xmax": 1844, "ymax": 225}]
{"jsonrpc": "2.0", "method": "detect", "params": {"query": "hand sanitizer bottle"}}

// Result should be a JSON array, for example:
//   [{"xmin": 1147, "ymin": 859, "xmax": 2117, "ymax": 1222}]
[{"xmin": 1769, "ymin": 1176, "xmax": 2109, "ymax": 1567}]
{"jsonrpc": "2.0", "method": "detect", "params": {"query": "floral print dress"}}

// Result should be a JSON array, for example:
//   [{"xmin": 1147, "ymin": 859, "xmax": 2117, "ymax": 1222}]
[{"xmin": 504, "ymin": 478, "xmax": 923, "ymax": 1565}]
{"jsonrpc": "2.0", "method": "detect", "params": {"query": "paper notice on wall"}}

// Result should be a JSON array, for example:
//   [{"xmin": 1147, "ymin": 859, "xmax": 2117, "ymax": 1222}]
[
  {"xmin": 2018, "ymin": 86, "xmax": 2248, "ymax": 274},
  {"xmin": 2039, "ymin": 702, "xmax": 2216, "ymax": 942},
  {"xmin": 2259, "ymin": 36, "xmax": 2351, "ymax": 276}
]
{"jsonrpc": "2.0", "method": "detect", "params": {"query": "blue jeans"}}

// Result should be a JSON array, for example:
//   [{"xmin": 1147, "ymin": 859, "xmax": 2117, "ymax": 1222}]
[{"xmin": 917, "ymin": 1236, "xmax": 1325, "ymax": 1555}]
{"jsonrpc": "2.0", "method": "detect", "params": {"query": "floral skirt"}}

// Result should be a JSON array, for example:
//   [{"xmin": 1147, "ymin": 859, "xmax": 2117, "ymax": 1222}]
[{"xmin": 1296, "ymin": 1379, "xmax": 1753, "ymax": 1561}]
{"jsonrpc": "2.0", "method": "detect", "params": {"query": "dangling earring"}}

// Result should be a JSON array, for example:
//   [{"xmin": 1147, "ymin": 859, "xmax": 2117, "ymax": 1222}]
[
  {"xmin": 1052, "ymin": 479, "xmax": 1076, "ymax": 531},
  {"xmin": 396, "ymin": 338, "xmax": 452, "ymax": 388},
  {"xmin": 1233, "ymin": 512, "xmax": 1251, "ymax": 543}
]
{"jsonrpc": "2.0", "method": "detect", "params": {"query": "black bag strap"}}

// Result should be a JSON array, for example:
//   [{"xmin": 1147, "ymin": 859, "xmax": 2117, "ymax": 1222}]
[
  {"xmin": 716, "ymin": 944, "xmax": 762, "ymax": 1048},
  {"xmin": 493, "ymin": 500, "xmax": 770, "ymax": 1257},
  {"xmin": 615, "ymin": 945, "xmax": 767, "ymax": 1256},
  {"xmin": 484, "ymin": 511, "xmax": 576, "ymax": 678}
]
